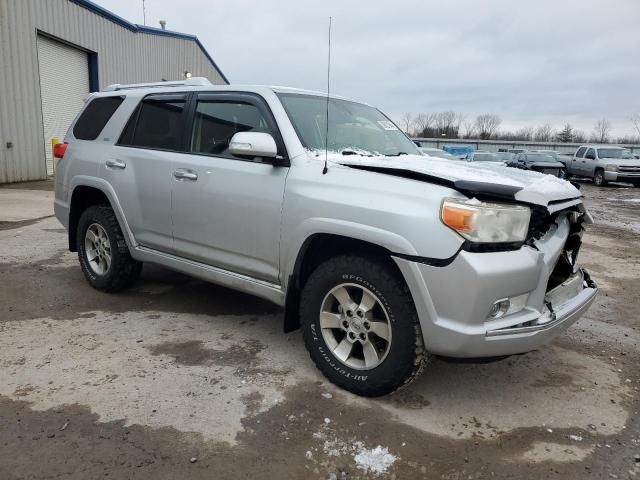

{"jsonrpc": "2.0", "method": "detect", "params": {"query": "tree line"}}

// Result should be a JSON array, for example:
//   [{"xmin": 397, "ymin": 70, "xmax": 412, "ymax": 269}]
[{"xmin": 400, "ymin": 111, "xmax": 640, "ymax": 144}]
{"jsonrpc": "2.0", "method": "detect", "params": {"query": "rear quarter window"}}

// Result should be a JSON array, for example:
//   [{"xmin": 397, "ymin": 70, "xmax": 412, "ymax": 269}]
[
  {"xmin": 73, "ymin": 96, "xmax": 125, "ymax": 140},
  {"xmin": 117, "ymin": 95, "xmax": 186, "ymax": 151}
]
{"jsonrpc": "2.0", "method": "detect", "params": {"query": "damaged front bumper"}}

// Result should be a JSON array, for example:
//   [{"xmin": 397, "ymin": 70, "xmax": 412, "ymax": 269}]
[{"xmin": 393, "ymin": 212, "xmax": 598, "ymax": 358}]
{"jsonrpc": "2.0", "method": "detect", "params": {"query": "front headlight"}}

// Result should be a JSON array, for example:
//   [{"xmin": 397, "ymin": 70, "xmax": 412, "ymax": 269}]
[
  {"xmin": 604, "ymin": 164, "xmax": 618, "ymax": 172},
  {"xmin": 441, "ymin": 198, "xmax": 531, "ymax": 243}
]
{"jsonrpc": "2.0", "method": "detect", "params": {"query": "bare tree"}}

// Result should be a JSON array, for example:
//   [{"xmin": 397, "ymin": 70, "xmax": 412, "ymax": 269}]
[
  {"xmin": 474, "ymin": 114, "xmax": 501, "ymax": 140},
  {"xmin": 515, "ymin": 126, "xmax": 534, "ymax": 141},
  {"xmin": 435, "ymin": 111, "xmax": 460, "ymax": 137},
  {"xmin": 593, "ymin": 117, "xmax": 612, "ymax": 143},
  {"xmin": 573, "ymin": 129, "xmax": 587, "ymax": 143},
  {"xmin": 400, "ymin": 112, "xmax": 414, "ymax": 135},
  {"xmin": 413, "ymin": 113, "xmax": 436, "ymax": 137},
  {"xmin": 462, "ymin": 120, "xmax": 476, "ymax": 138},
  {"xmin": 631, "ymin": 113, "xmax": 640, "ymax": 137},
  {"xmin": 533, "ymin": 123, "xmax": 554, "ymax": 142}
]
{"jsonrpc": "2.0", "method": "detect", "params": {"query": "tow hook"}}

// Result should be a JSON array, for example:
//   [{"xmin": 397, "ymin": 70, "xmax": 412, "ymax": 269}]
[{"xmin": 583, "ymin": 270, "xmax": 597, "ymax": 289}]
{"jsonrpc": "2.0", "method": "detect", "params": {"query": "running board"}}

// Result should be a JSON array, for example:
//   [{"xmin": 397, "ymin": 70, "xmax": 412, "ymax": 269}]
[{"xmin": 133, "ymin": 246, "xmax": 285, "ymax": 306}]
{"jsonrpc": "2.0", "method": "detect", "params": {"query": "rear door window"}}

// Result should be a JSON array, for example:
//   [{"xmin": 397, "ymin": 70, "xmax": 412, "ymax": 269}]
[
  {"xmin": 119, "ymin": 95, "xmax": 187, "ymax": 151},
  {"xmin": 575, "ymin": 147, "xmax": 587, "ymax": 158},
  {"xmin": 73, "ymin": 96, "xmax": 124, "ymax": 140}
]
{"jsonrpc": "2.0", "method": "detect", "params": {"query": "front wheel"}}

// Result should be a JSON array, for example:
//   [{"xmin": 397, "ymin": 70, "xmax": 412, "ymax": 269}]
[
  {"xmin": 593, "ymin": 169, "xmax": 607, "ymax": 186},
  {"xmin": 300, "ymin": 255, "xmax": 429, "ymax": 397}
]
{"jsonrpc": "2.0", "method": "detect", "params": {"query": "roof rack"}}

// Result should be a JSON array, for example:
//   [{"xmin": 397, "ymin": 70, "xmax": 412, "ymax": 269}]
[{"xmin": 102, "ymin": 77, "xmax": 213, "ymax": 92}]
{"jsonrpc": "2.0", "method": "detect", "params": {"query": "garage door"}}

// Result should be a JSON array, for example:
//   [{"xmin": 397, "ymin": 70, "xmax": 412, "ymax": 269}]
[{"xmin": 37, "ymin": 35, "xmax": 89, "ymax": 175}]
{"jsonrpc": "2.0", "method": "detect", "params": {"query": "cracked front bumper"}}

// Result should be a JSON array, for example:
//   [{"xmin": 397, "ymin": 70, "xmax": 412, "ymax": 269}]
[{"xmin": 394, "ymin": 216, "xmax": 597, "ymax": 358}]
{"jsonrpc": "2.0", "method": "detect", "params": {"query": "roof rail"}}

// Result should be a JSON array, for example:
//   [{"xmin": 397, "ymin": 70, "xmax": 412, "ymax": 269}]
[{"xmin": 102, "ymin": 77, "xmax": 213, "ymax": 92}]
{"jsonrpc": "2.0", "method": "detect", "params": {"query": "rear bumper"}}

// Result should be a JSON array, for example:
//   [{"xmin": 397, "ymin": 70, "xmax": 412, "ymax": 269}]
[{"xmin": 394, "ymin": 216, "xmax": 597, "ymax": 357}]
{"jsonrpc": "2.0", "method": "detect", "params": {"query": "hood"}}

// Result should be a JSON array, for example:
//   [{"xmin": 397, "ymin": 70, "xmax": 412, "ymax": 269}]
[{"xmin": 322, "ymin": 152, "xmax": 581, "ymax": 207}]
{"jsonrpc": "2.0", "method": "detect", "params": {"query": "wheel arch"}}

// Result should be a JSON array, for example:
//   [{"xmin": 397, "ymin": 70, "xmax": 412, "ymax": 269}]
[
  {"xmin": 283, "ymin": 232, "xmax": 406, "ymax": 333},
  {"xmin": 68, "ymin": 178, "xmax": 136, "ymax": 252}
]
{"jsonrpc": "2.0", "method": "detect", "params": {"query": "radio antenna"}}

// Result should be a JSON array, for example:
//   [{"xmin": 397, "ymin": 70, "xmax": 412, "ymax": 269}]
[{"xmin": 322, "ymin": 16, "xmax": 332, "ymax": 175}]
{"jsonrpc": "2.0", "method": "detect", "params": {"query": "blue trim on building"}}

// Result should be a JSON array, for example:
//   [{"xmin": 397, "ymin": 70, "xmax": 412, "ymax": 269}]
[
  {"xmin": 87, "ymin": 51, "xmax": 99, "ymax": 92},
  {"xmin": 68, "ymin": 0, "xmax": 229, "ymax": 84}
]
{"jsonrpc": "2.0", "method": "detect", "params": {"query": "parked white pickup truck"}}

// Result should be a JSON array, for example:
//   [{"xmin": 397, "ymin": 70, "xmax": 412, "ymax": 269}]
[{"xmin": 567, "ymin": 145, "xmax": 640, "ymax": 186}]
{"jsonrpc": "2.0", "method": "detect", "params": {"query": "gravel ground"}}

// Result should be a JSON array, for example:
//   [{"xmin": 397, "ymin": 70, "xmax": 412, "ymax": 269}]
[{"xmin": 0, "ymin": 180, "xmax": 639, "ymax": 479}]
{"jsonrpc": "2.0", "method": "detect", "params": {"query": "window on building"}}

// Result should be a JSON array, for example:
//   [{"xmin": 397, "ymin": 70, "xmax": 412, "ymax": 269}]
[
  {"xmin": 120, "ymin": 95, "xmax": 186, "ymax": 151},
  {"xmin": 73, "ymin": 96, "xmax": 124, "ymax": 140}
]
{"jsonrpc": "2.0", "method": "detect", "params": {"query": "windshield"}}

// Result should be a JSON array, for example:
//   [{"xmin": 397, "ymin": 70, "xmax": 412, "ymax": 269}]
[
  {"xmin": 598, "ymin": 148, "xmax": 633, "ymax": 159},
  {"xmin": 526, "ymin": 153, "xmax": 556, "ymax": 162},
  {"xmin": 277, "ymin": 93, "xmax": 420, "ymax": 156},
  {"xmin": 472, "ymin": 153, "xmax": 499, "ymax": 162}
]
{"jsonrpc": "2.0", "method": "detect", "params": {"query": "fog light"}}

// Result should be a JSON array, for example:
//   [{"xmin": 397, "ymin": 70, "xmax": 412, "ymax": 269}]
[{"xmin": 489, "ymin": 299, "xmax": 510, "ymax": 319}]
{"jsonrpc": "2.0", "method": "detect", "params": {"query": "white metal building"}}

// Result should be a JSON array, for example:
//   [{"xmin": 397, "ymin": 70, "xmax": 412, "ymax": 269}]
[{"xmin": 0, "ymin": 0, "xmax": 228, "ymax": 183}]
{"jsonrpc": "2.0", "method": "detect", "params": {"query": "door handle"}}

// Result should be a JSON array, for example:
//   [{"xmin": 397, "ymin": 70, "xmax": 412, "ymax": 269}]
[
  {"xmin": 173, "ymin": 169, "xmax": 198, "ymax": 181},
  {"xmin": 105, "ymin": 159, "xmax": 126, "ymax": 169},
  {"xmin": 581, "ymin": 160, "xmax": 586, "ymax": 163}
]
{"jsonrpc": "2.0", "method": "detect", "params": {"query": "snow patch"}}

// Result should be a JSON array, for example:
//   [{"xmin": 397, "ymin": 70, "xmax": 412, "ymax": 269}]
[
  {"xmin": 310, "ymin": 151, "xmax": 581, "ymax": 206},
  {"xmin": 354, "ymin": 445, "xmax": 397, "ymax": 475}
]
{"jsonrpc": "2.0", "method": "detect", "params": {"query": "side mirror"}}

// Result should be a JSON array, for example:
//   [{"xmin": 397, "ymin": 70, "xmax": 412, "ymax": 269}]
[{"xmin": 229, "ymin": 132, "xmax": 278, "ymax": 160}]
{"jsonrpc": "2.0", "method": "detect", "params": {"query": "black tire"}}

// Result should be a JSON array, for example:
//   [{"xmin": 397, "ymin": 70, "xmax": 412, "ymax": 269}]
[
  {"xmin": 593, "ymin": 169, "xmax": 606, "ymax": 186},
  {"xmin": 300, "ymin": 255, "xmax": 429, "ymax": 397},
  {"xmin": 77, "ymin": 205, "xmax": 142, "ymax": 292}
]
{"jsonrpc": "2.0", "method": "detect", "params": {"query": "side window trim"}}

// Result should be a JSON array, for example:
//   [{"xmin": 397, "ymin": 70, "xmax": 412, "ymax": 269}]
[
  {"xmin": 116, "ymin": 93, "xmax": 191, "ymax": 152},
  {"xmin": 185, "ymin": 91, "xmax": 289, "ymax": 165}
]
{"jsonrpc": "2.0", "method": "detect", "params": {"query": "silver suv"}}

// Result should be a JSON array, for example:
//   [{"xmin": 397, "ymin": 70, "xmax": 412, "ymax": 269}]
[
  {"xmin": 54, "ymin": 78, "xmax": 598, "ymax": 396},
  {"xmin": 568, "ymin": 145, "xmax": 640, "ymax": 186}
]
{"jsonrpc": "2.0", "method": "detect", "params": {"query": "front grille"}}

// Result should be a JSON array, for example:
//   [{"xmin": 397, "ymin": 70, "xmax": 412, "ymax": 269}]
[{"xmin": 618, "ymin": 166, "xmax": 640, "ymax": 173}]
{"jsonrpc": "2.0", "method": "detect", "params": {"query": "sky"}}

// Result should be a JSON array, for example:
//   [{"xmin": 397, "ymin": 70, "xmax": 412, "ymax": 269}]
[{"xmin": 97, "ymin": 0, "xmax": 640, "ymax": 138}]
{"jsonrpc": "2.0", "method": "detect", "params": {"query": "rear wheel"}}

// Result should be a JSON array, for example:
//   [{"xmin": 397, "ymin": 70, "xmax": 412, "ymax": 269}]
[
  {"xmin": 77, "ymin": 205, "xmax": 142, "ymax": 292},
  {"xmin": 593, "ymin": 169, "xmax": 607, "ymax": 186},
  {"xmin": 300, "ymin": 255, "xmax": 429, "ymax": 397}
]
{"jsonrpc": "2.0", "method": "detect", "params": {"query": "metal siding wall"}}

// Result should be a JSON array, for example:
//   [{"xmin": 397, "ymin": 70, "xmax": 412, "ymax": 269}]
[{"xmin": 0, "ymin": 0, "xmax": 227, "ymax": 183}]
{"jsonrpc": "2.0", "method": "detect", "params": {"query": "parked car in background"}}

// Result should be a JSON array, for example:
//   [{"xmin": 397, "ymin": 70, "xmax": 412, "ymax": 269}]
[
  {"xmin": 443, "ymin": 144, "xmax": 474, "ymax": 159},
  {"xmin": 567, "ymin": 145, "xmax": 640, "ymax": 186},
  {"xmin": 418, "ymin": 147, "xmax": 460, "ymax": 160},
  {"xmin": 465, "ymin": 151, "xmax": 507, "ymax": 166},
  {"xmin": 529, "ymin": 149, "xmax": 573, "ymax": 168},
  {"xmin": 494, "ymin": 152, "xmax": 515, "ymax": 163},
  {"xmin": 530, "ymin": 149, "xmax": 560, "ymax": 159},
  {"xmin": 508, "ymin": 152, "xmax": 566, "ymax": 178}
]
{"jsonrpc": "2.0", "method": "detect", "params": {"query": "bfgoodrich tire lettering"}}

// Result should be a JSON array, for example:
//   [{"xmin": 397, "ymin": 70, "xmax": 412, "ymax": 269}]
[
  {"xmin": 300, "ymin": 255, "xmax": 429, "ymax": 397},
  {"xmin": 77, "ymin": 205, "xmax": 142, "ymax": 292}
]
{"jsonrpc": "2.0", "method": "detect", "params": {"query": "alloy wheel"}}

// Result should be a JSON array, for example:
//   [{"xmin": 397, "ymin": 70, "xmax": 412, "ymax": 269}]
[
  {"xmin": 84, "ymin": 223, "xmax": 111, "ymax": 275},
  {"xmin": 319, "ymin": 283, "xmax": 392, "ymax": 370}
]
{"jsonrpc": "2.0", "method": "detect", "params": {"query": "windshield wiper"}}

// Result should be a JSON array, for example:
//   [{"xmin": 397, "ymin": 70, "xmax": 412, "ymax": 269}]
[
  {"xmin": 384, "ymin": 152, "xmax": 409, "ymax": 157},
  {"xmin": 341, "ymin": 149, "xmax": 372, "ymax": 156}
]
